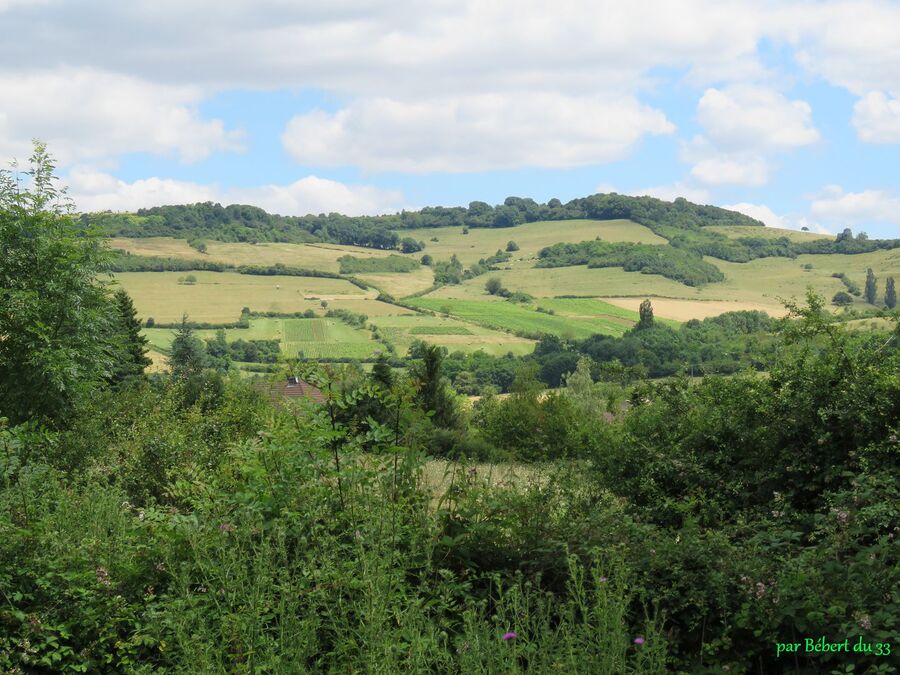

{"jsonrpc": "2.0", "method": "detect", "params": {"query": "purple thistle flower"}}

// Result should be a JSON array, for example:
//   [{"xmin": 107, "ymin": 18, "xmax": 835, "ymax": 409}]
[
  {"xmin": 633, "ymin": 636, "xmax": 645, "ymax": 645},
  {"xmin": 502, "ymin": 632, "xmax": 517, "ymax": 641}
]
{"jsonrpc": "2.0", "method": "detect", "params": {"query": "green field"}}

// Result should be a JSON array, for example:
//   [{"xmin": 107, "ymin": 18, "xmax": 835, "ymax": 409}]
[
  {"xmin": 114, "ymin": 271, "xmax": 376, "ymax": 323},
  {"xmin": 405, "ymin": 298, "xmax": 634, "ymax": 338},
  {"xmin": 705, "ymin": 225, "xmax": 831, "ymax": 242},
  {"xmin": 421, "ymin": 248, "xmax": 900, "ymax": 319},
  {"xmin": 109, "ymin": 237, "xmax": 394, "ymax": 273},
  {"xmin": 399, "ymin": 219, "xmax": 666, "ymax": 266},
  {"xmin": 370, "ymin": 313, "xmax": 535, "ymax": 356}
]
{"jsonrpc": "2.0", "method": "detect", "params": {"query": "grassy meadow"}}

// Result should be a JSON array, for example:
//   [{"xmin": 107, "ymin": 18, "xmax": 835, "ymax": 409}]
[
  {"xmin": 111, "ymin": 221, "xmax": 899, "ymax": 371},
  {"xmin": 110, "ymin": 237, "xmax": 395, "ymax": 272},
  {"xmin": 400, "ymin": 218, "xmax": 666, "ymax": 265},
  {"xmin": 113, "ymin": 271, "xmax": 376, "ymax": 323}
]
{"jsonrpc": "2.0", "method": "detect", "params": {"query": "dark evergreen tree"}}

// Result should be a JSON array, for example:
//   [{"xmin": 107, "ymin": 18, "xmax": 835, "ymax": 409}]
[
  {"xmin": 371, "ymin": 353, "xmax": 393, "ymax": 390},
  {"xmin": 865, "ymin": 268, "xmax": 878, "ymax": 304},
  {"xmin": 637, "ymin": 299, "xmax": 655, "ymax": 330},
  {"xmin": 169, "ymin": 314, "xmax": 207, "ymax": 378},
  {"xmin": 885, "ymin": 277, "xmax": 896, "ymax": 309},
  {"xmin": 412, "ymin": 344, "xmax": 458, "ymax": 428},
  {"xmin": 109, "ymin": 289, "xmax": 151, "ymax": 383}
]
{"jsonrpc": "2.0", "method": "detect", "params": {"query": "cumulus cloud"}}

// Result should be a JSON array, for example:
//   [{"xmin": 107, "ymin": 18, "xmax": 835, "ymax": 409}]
[
  {"xmin": 725, "ymin": 202, "xmax": 836, "ymax": 234},
  {"xmin": 282, "ymin": 94, "xmax": 674, "ymax": 173},
  {"xmin": 66, "ymin": 168, "xmax": 405, "ymax": 216},
  {"xmin": 0, "ymin": 69, "xmax": 242, "ymax": 166},
  {"xmin": 696, "ymin": 85, "xmax": 820, "ymax": 150},
  {"xmin": 852, "ymin": 91, "xmax": 900, "ymax": 144},
  {"xmin": 809, "ymin": 185, "xmax": 900, "ymax": 227},
  {"xmin": 690, "ymin": 156, "xmax": 769, "ymax": 186}
]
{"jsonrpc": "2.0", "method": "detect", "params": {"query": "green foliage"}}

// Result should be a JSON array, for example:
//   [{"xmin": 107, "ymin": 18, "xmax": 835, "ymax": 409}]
[
  {"xmin": 865, "ymin": 267, "xmax": 878, "ymax": 304},
  {"xmin": 109, "ymin": 289, "xmax": 152, "ymax": 384},
  {"xmin": 832, "ymin": 290, "xmax": 854, "ymax": 306},
  {"xmin": 537, "ymin": 241, "xmax": 725, "ymax": 286},
  {"xmin": 0, "ymin": 142, "xmax": 115, "ymax": 426},
  {"xmin": 832, "ymin": 271, "xmax": 861, "ymax": 295},
  {"xmin": 886, "ymin": 276, "xmax": 897, "ymax": 309},
  {"xmin": 168, "ymin": 315, "xmax": 208, "ymax": 377},
  {"xmin": 337, "ymin": 253, "xmax": 420, "ymax": 274},
  {"xmin": 637, "ymin": 298, "xmax": 654, "ymax": 330},
  {"xmin": 433, "ymin": 255, "xmax": 464, "ymax": 284},
  {"xmin": 400, "ymin": 237, "xmax": 425, "ymax": 253},
  {"xmin": 506, "ymin": 240, "xmax": 519, "ymax": 252}
]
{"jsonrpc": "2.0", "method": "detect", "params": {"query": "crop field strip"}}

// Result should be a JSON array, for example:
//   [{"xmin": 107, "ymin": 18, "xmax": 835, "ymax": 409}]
[{"xmin": 406, "ymin": 297, "xmax": 633, "ymax": 338}]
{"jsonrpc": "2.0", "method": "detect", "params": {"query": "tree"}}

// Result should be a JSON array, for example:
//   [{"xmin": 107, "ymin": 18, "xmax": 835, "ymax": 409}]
[
  {"xmin": 637, "ymin": 299, "xmax": 655, "ymax": 330},
  {"xmin": 371, "ymin": 352, "xmax": 393, "ymax": 389},
  {"xmin": 420, "ymin": 254, "xmax": 433, "ymax": 266},
  {"xmin": 885, "ymin": 277, "xmax": 897, "ymax": 309},
  {"xmin": 485, "ymin": 277, "xmax": 504, "ymax": 295},
  {"xmin": 412, "ymin": 344, "xmax": 459, "ymax": 428},
  {"xmin": 0, "ymin": 141, "xmax": 115, "ymax": 425},
  {"xmin": 400, "ymin": 237, "xmax": 424, "ymax": 253},
  {"xmin": 169, "ymin": 314, "xmax": 207, "ymax": 378},
  {"xmin": 109, "ymin": 289, "xmax": 151, "ymax": 384},
  {"xmin": 506, "ymin": 240, "xmax": 519, "ymax": 252},
  {"xmin": 836, "ymin": 228, "xmax": 853, "ymax": 243},
  {"xmin": 865, "ymin": 268, "xmax": 878, "ymax": 304},
  {"xmin": 831, "ymin": 291, "xmax": 853, "ymax": 307}
]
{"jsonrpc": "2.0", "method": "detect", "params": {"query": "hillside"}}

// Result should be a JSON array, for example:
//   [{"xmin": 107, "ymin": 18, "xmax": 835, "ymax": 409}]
[{"xmin": 98, "ymin": 194, "xmax": 900, "ymax": 376}]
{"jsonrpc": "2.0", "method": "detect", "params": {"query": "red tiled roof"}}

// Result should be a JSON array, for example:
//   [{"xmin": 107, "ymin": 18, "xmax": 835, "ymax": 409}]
[{"xmin": 259, "ymin": 379, "xmax": 325, "ymax": 403}]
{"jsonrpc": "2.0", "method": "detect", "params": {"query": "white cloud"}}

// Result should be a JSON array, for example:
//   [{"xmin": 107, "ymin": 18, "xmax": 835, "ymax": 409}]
[
  {"xmin": 0, "ymin": 69, "xmax": 243, "ymax": 166},
  {"xmin": 282, "ymin": 94, "xmax": 674, "ymax": 173},
  {"xmin": 690, "ymin": 156, "xmax": 769, "ymax": 186},
  {"xmin": 66, "ymin": 168, "xmax": 404, "ymax": 216},
  {"xmin": 810, "ymin": 186, "xmax": 900, "ymax": 228},
  {"xmin": 723, "ymin": 202, "xmax": 785, "ymax": 228},
  {"xmin": 852, "ymin": 91, "xmax": 900, "ymax": 144},
  {"xmin": 696, "ymin": 85, "xmax": 820, "ymax": 150}
]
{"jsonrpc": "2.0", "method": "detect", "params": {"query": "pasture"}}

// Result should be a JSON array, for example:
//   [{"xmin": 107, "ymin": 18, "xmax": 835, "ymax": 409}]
[
  {"xmin": 109, "ymin": 237, "xmax": 394, "ymax": 273},
  {"xmin": 113, "ymin": 271, "xmax": 376, "ymax": 323},
  {"xmin": 705, "ymin": 225, "xmax": 831, "ymax": 242},
  {"xmin": 370, "ymin": 313, "xmax": 536, "ymax": 356},
  {"xmin": 405, "ymin": 297, "xmax": 635, "ymax": 338},
  {"xmin": 400, "ymin": 219, "xmax": 666, "ymax": 266}
]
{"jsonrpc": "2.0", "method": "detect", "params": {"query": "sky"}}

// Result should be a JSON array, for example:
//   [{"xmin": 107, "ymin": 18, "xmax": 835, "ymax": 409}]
[{"xmin": 1, "ymin": 0, "xmax": 899, "ymax": 237}]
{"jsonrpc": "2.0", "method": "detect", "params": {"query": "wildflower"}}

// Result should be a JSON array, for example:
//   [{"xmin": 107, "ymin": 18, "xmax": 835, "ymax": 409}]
[
  {"xmin": 599, "ymin": 576, "xmax": 608, "ymax": 583},
  {"xmin": 634, "ymin": 636, "xmax": 645, "ymax": 645},
  {"xmin": 858, "ymin": 614, "xmax": 872, "ymax": 631},
  {"xmin": 219, "ymin": 523, "xmax": 235, "ymax": 533},
  {"xmin": 502, "ymin": 632, "xmax": 517, "ymax": 641},
  {"xmin": 95, "ymin": 566, "xmax": 111, "ymax": 587}
]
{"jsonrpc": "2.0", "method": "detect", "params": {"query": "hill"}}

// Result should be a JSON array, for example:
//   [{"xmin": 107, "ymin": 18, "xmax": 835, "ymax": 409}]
[{"xmin": 96, "ymin": 194, "xmax": 900, "ymax": 374}]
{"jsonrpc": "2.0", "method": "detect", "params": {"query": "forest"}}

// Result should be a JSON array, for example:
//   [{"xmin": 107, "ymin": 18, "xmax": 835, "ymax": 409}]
[{"xmin": 2, "ymin": 146, "xmax": 899, "ymax": 673}]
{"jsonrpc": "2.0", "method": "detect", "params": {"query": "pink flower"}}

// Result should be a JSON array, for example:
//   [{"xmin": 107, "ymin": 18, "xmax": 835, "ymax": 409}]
[
  {"xmin": 502, "ymin": 632, "xmax": 517, "ymax": 641},
  {"xmin": 633, "ymin": 636, "xmax": 645, "ymax": 645},
  {"xmin": 599, "ymin": 576, "xmax": 608, "ymax": 583},
  {"xmin": 219, "ymin": 523, "xmax": 235, "ymax": 532}
]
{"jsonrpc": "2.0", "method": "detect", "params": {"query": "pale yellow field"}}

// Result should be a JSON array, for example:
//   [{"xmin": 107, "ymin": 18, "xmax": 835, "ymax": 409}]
[
  {"xmin": 421, "ymin": 249, "xmax": 900, "ymax": 319},
  {"xmin": 706, "ymin": 226, "xmax": 831, "ymax": 242},
  {"xmin": 602, "ymin": 297, "xmax": 785, "ymax": 320},
  {"xmin": 114, "ymin": 271, "xmax": 377, "ymax": 323},
  {"xmin": 109, "ymin": 237, "xmax": 393, "ymax": 273},
  {"xmin": 421, "ymin": 460, "xmax": 544, "ymax": 503},
  {"xmin": 357, "ymin": 267, "xmax": 435, "ymax": 297},
  {"xmin": 401, "ymin": 219, "xmax": 666, "ymax": 266}
]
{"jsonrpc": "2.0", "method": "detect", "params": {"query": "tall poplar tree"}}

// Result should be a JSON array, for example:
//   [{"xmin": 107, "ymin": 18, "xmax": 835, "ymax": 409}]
[
  {"xmin": 885, "ymin": 277, "xmax": 897, "ymax": 309},
  {"xmin": 865, "ymin": 268, "xmax": 878, "ymax": 304}
]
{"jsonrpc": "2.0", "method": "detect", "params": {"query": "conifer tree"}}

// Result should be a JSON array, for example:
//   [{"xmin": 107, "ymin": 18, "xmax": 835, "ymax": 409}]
[
  {"xmin": 885, "ymin": 277, "xmax": 896, "ymax": 309},
  {"xmin": 109, "ymin": 289, "xmax": 151, "ymax": 383},
  {"xmin": 865, "ymin": 268, "xmax": 878, "ymax": 304},
  {"xmin": 637, "ymin": 298, "xmax": 655, "ymax": 330},
  {"xmin": 169, "ymin": 314, "xmax": 207, "ymax": 378}
]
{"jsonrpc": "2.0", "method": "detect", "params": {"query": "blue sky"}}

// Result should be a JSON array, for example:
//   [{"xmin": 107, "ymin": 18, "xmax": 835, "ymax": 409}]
[{"xmin": 1, "ymin": 0, "xmax": 898, "ymax": 237}]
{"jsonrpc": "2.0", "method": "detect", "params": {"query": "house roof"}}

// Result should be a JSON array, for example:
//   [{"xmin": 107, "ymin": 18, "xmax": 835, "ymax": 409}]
[{"xmin": 258, "ymin": 377, "xmax": 325, "ymax": 404}]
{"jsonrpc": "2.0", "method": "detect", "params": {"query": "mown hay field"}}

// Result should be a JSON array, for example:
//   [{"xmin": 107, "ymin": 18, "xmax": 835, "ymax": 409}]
[
  {"xmin": 422, "ymin": 249, "xmax": 900, "ymax": 319},
  {"xmin": 109, "ymin": 238, "xmax": 394, "ymax": 273},
  {"xmin": 705, "ymin": 225, "xmax": 831, "ymax": 242},
  {"xmin": 114, "ymin": 271, "xmax": 377, "ymax": 323},
  {"xmin": 399, "ymin": 219, "xmax": 666, "ymax": 266}
]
